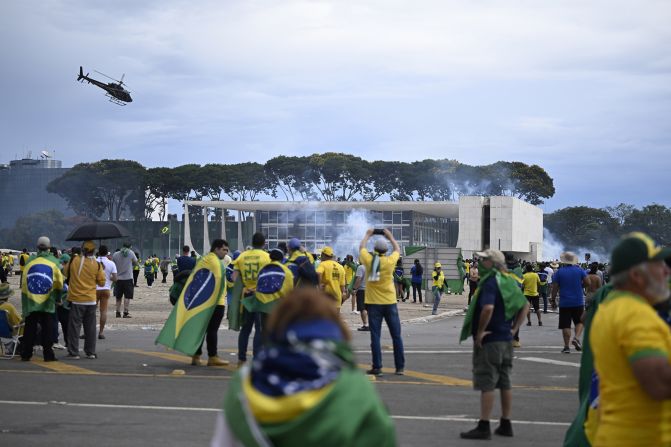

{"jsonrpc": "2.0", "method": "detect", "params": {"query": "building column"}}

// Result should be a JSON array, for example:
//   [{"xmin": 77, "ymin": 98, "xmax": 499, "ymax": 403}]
[
  {"xmin": 252, "ymin": 211, "xmax": 257, "ymax": 234},
  {"xmin": 221, "ymin": 209, "xmax": 227, "ymax": 240},
  {"xmin": 183, "ymin": 202, "xmax": 193, "ymax": 253},
  {"xmin": 203, "ymin": 207, "xmax": 210, "ymax": 255},
  {"xmin": 237, "ymin": 211, "xmax": 243, "ymax": 251}
]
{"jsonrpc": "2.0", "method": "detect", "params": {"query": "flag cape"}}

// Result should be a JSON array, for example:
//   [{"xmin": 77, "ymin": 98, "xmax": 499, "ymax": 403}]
[
  {"xmin": 244, "ymin": 262, "xmax": 294, "ymax": 314},
  {"xmin": 563, "ymin": 284, "xmax": 613, "ymax": 447},
  {"xmin": 155, "ymin": 252, "xmax": 225, "ymax": 355},
  {"xmin": 223, "ymin": 359, "xmax": 396, "ymax": 447},
  {"xmin": 459, "ymin": 269, "xmax": 527, "ymax": 342},
  {"xmin": 21, "ymin": 253, "xmax": 64, "ymax": 317},
  {"xmin": 227, "ymin": 275, "xmax": 244, "ymax": 331},
  {"xmin": 445, "ymin": 250, "xmax": 466, "ymax": 294}
]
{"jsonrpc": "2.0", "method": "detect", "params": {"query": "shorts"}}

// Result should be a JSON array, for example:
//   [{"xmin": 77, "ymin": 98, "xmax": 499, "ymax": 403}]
[
  {"xmin": 115, "ymin": 279, "xmax": 134, "ymax": 300},
  {"xmin": 356, "ymin": 289, "xmax": 366, "ymax": 312},
  {"xmin": 526, "ymin": 295, "xmax": 540, "ymax": 312},
  {"xmin": 96, "ymin": 290, "xmax": 111, "ymax": 301},
  {"xmin": 472, "ymin": 341, "xmax": 513, "ymax": 391},
  {"xmin": 559, "ymin": 306, "xmax": 584, "ymax": 329}
]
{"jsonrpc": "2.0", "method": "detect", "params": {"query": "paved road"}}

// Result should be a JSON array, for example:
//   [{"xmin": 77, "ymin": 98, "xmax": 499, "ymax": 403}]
[{"xmin": 1, "ymin": 311, "xmax": 580, "ymax": 446}]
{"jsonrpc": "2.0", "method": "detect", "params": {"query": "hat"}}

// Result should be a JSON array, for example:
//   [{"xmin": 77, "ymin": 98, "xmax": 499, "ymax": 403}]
[
  {"xmin": 560, "ymin": 252, "xmax": 579, "ymax": 265},
  {"xmin": 550, "ymin": 262, "xmax": 559, "ymax": 269},
  {"xmin": 474, "ymin": 249, "xmax": 505, "ymax": 266},
  {"xmin": 434, "ymin": 262, "xmax": 442, "ymax": 268},
  {"xmin": 82, "ymin": 240, "xmax": 96, "ymax": 252},
  {"xmin": 610, "ymin": 232, "xmax": 671, "ymax": 276},
  {"xmin": 269, "ymin": 248, "xmax": 285, "ymax": 261},
  {"xmin": 373, "ymin": 239, "xmax": 388, "ymax": 253},
  {"xmin": 223, "ymin": 254, "xmax": 232, "ymax": 267},
  {"xmin": 37, "ymin": 236, "xmax": 51, "ymax": 249},
  {"xmin": 288, "ymin": 238, "xmax": 301, "ymax": 250},
  {"xmin": 321, "ymin": 246, "xmax": 334, "ymax": 257},
  {"xmin": 0, "ymin": 283, "xmax": 13, "ymax": 301}
]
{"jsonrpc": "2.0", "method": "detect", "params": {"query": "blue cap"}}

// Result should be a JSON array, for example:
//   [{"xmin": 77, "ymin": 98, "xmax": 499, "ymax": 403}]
[
  {"xmin": 232, "ymin": 250, "xmax": 241, "ymax": 260},
  {"xmin": 288, "ymin": 238, "xmax": 301, "ymax": 250}
]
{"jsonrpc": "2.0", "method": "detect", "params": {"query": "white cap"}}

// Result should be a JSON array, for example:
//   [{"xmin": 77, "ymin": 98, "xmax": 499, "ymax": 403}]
[
  {"xmin": 37, "ymin": 236, "xmax": 51, "ymax": 249},
  {"xmin": 373, "ymin": 239, "xmax": 388, "ymax": 253}
]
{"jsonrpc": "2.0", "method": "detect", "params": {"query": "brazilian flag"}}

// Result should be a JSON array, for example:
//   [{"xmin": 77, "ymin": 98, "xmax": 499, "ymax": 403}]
[
  {"xmin": 155, "ymin": 252, "xmax": 226, "ymax": 355},
  {"xmin": 21, "ymin": 253, "xmax": 64, "ymax": 317},
  {"xmin": 445, "ymin": 251, "xmax": 466, "ymax": 294},
  {"xmin": 223, "ymin": 361, "xmax": 396, "ymax": 446},
  {"xmin": 244, "ymin": 262, "xmax": 294, "ymax": 314},
  {"xmin": 459, "ymin": 269, "xmax": 527, "ymax": 343}
]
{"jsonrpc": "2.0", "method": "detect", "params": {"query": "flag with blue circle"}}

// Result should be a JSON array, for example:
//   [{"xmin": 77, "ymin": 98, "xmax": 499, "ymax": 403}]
[
  {"xmin": 20, "ymin": 254, "xmax": 64, "ymax": 317},
  {"xmin": 155, "ymin": 252, "xmax": 226, "ymax": 355},
  {"xmin": 244, "ymin": 262, "xmax": 294, "ymax": 314}
]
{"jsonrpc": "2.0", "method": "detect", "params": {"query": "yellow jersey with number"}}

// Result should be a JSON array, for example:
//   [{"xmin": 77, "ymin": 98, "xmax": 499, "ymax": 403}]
[
  {"xmin": 316, "ymin": 260, "xmax": 346, "ymax": 307},
  {"xmin": 233, "ymin": 249, "xmax": 270, "ymax": 290}
]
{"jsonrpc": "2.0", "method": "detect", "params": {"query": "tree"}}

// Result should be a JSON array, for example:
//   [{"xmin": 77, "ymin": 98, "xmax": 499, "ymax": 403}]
[
  {"xmin": 0, "ymin": 210, "xmax": 92, "ymax": 250},
  {"xmin": 509, "ymin": 162, "xmax": 555, "ymax": 205},
  {"xmin": 605, "ymin": 203, "xmax": 635, "ymax": 226},
  {"xmin": 623, "ymin": 204, "xmax": 671, "ymax": 245},
  {"xmin": 225, "ymin": 162, "xmax": 274, "ymax": 201},
  {"xmin": 306, "ymin": 153, "xmax": 370, "ymax": 201},
  {"xmin": 544, "ymin": 206, "xmax": 620, "ymax": 254},
  {"xmin": 265, "ymin": 156, "xmax": 317, "ymax": 201}
]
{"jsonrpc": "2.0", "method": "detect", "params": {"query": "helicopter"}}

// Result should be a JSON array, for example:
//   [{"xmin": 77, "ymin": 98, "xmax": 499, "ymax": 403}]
[{"xmin": 77, "ymin": 66, "xmax": 133, "ymax": 105}]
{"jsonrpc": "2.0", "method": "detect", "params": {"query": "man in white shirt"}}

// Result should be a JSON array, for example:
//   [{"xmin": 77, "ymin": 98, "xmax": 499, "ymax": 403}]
[{"xmin": 96, "ymin": 245, "xmax": 117, "ymax": 340}]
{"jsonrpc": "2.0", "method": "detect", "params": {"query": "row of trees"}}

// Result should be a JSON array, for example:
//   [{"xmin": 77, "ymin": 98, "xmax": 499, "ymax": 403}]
[
  {"xmin": 46, "ymin": 153, "xmax": 555, "ymax": 222},
  {"xmin": 545, "ymin": 203, "xmax": 671, "ymax": 254}
]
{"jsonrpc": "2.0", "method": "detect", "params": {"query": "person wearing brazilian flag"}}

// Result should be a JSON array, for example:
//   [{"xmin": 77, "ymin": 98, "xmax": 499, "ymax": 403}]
[
  {"xmin": 459, "ymin": 249, "xmax": 528, "ymax": 440},
  {"xmin": 155, "ymin": 239, "xmax": 230, "ymax": 365},
  {"xmin": 245, "ymin": 248, "xmax": 293, "ymax": 316},
  {"xmin": 212, "ymin": 287, "xmax": 396, "ymax": 447},
  {"xmin": 564, "ymin": 232, "xmax": 671, "ymax": 447},
  {"xmin": 20, "ymin": 236, "xmax": 64, "ymax": 362}
]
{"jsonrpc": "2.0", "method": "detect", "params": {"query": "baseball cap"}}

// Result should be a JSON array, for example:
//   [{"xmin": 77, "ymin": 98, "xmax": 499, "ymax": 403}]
[
  {"xmin": 610, "ymin": 232, "xmax": 671, "ymax": 276},
  {"xmin": 560, "ymin": 252, "xmax": 579, "ymax": 265},
  {"xmin": 321, "ymin": 246, "xmax": 334, "ymax": 257},
  {"xmin": 373, "ymin": 239, "xmax": 388, "ymax": 253},
  {"xmin": 37, "ymin": 236, "xmax": 51, "ymax": 249},
  {"xmin": 474, "ymin": 249, "xmax": 506, "ymax": 266},
  {"xmin": 82, "ymin": 240, "xmax": 96, "ymax": 252},
  {"xmin": 434, "ymin": 262, "xmax": 442, "ymax": 268},
  {"xmin": 288, "ymin": 238, "xmax": 301, "ymax": 250}
]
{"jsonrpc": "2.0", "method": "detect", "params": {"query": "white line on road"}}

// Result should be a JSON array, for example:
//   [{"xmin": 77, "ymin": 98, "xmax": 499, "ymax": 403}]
[
  {"xmin": 354, "ymin": 350, "xmax": 574, "ymax": 355},
  {"xmin": 518, "ymin": 357, "xmax": 580, "ymax": 368},
  {"xmin": 0, "ymin": 400, "xmax": 570, "ymax": 427}
]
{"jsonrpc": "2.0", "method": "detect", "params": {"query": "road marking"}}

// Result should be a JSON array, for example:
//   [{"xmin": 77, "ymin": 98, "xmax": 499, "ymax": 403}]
[
  {"xmin": 32, "ymin": 359, "xmax": 99, "ymax": 375},
  {"xmin": 518, "ymin": 357, "xmax": 580, "ymax": 368},
  {"xmin": 116, "ymin": 348, "xmax": 237, "ymax": 371},
  {"xmin": 0, "ymin": 399, "xmax": 571, "ymax": 426},
  {"xmin": 355, "ymin": 350, "xmax": 570, "ymax": 355}
]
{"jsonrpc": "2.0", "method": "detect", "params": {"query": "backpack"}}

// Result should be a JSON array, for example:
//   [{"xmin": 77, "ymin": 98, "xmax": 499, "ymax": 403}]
[
  {"xmin": 288, "ymin": 255, "xmax": 318, "ymax": 287},
  {"xmin": 169, "ymin": 269, "xmax": 191, "ymax": 305}
]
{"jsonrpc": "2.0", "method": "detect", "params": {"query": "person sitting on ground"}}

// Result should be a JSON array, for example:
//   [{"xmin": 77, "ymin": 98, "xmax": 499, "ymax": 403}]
[
  {"xmin": 0, "ymin": 283, "xmax": 22, "ymax": 336},
  {"xmin": 212, "ymin": 287, "xmax": 397, "ymax": 447}
]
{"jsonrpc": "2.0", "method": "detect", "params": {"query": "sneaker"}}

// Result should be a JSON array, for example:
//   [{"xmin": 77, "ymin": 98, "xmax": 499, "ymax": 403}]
[
  {"xmin": 53, "ymin": 343, "xmax": 66, "ymax": 350},
  {"xmin": 366, "ymin": 368, "xmax": 383, "ymax": 376},
  {"xmin": 494, "ymin": 418, "xmax": 514, "ymax": 437},
  {"xmin": 85, "ymin": 353, "xmax": 97, "ymax": 359},
  {"xmin": 44, "ymin": 357, "xmax": 59, "ymax": 362},
  {"xmin": 115, "ymin": 311, "xmax": 121, "ymax": 318},
  {"xmin": 460, "ymin": 420, "xmax": 492, "ymax": 440},
  {"xmin": 123, "ymin": 313, "xmax": 132, "ymax": 318},
  {"xmin": 66, "ymin": 354, "xmax": 81, "ymax": 360},
  {"xmin": 512, "ymin": 340, "xmax": 521, "ymax": 348},
  {"xmin": 98, "ymin": 334, "xmax": 106, "ymax": 340},
  {"xmin": 395, "ymin": 369, "xmax": 404, "ymax": 376},
  {"xmin": 207, "ymin": 356, "xmax": 230, "ymax": 366},
  {"xmin": 526, "ymin": 321, "xmax": 532, "ymax": 326},
  {"xmin": 191, "ymin": 355, "xmax": 201, "ymax": 366},
  {"xmin": 357, "ymin": 326, "xmax": 370, "ymax": 332},
  {"xmin": 562, "ymin": 346, "xmax": 571, "ymax": 354},
  {"xmin": 572, "ymin": 338, "xmax": 582, "ymax": 352},
  {"xmin": 431, "ymin": 311, "xmax": 437, "ymax": 315}
]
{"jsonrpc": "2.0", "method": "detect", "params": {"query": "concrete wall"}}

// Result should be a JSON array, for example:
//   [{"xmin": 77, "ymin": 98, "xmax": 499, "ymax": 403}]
[
  {"xmin": 456, "ymin": 196, "xmax": 485, "ymax": 259},
  {"xmin": 489, "ymin": 196, "xmax": 543, "ymax": 262}
]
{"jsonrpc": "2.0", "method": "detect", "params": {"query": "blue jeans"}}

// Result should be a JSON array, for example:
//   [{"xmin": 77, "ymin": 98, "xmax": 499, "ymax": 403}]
[
  {"xmin": 237, "ymin": 310, "xmax": 264, "ymax": 361},
  {"xmin": 367, "ymin": 304, "xmax": 405, "ymax": 371},
  {"xmin": 432, "ymin": 288, "xmax": 442, "ymax": 314}
]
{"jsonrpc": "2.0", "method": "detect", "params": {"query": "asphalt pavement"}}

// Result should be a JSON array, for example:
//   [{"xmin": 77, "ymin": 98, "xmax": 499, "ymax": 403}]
[{"xmin": 1, "ymin": 311, "xmax": 580, "ymax": 446}]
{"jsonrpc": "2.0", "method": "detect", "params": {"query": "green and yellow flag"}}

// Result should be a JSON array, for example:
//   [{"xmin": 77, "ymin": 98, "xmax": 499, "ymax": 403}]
[
  {"xmin": 155, "ymin": 252, "xmax": 225, "ymax": 355},
  {"xmin": 21, "ymin": 253, "xmax": 64, "ymax": 318}
]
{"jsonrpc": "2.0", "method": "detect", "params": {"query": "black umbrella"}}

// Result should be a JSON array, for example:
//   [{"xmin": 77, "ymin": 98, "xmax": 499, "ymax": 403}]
[{"xmin": 66, "ymin": 222, "xmax": 130, "ymax": 241}]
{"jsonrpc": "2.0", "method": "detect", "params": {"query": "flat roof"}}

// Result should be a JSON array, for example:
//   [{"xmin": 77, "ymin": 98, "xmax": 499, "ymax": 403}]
[{"xmin": 184, "ymin": 200, "xmax": 460, "ymax": 218}]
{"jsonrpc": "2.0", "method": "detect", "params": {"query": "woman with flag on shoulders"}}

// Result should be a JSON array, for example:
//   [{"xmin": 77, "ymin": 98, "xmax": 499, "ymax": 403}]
[{"xmin": 212, "ymin": 287, "xmax": 396, "ymax": 447}]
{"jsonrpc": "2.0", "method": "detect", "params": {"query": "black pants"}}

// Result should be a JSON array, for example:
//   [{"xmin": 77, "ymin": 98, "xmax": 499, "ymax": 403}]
[
  {"xmin": 161, "ymin": 271, "xmax": 168, "ymax": 283},
  {"xmin": 56, "ymin": 305, "xmax": 70, "ymax": 347},
  {"xmin": 196, "ymin": 305, "xmax": 226, "ymax": 357},
  {"xmin": 0, "ymin": 266, "xmax": 6, "ymax": 283},
  {"xmin": 133, "ymin": 270, "xmax": 140, "ymax": 286},
  {"xmin": 412, "ymin": 283, "xmax": 422, "ymax": 303},
  {"xmin": 22, "ymin": 312, "xmax": 55, "ymax": 361},
  {"xmin": 146, "ymin": 274, "xmax": 154, "ymax": 287},
  {"xmin": 468, "ymin": 280, "xmax": 478, "ymax": 304}
]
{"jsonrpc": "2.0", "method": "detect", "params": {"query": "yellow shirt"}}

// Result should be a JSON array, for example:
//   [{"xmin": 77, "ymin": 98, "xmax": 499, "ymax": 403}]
[
  {"xmin": 590, "ymin": 291, "xmax": 671, "ymax": 446},
  {"xmin": 344, "ymin": 264, "xmax": 355, "ymax": 285},
  {"xmin": 432, "ymin": 270, "xmax": 445, "ymax": 289},
  {"xmin": 0, "ymin": 301, "xmax": 21, "ymax": 330},
  {"xmin": 522, "ymin": 272, "xmax": 540, "ymax": 297},
  {"xmin": 288, "ymin": 250, "xmax": 314, "ymax": 264},
  {"xmin": 19, "ymin": 253, "xmax": 29, "ymax": 271},
  {"xmin": 64, "ymin": 255, "xmax": 106, "ymax": 303},
  {"xmin": 464, "ymin": 262, "xmax": 470, "ymax": 274},
  {"xmin": 316, "ymin": 260, "xmax": 346, "ymax": 307},
  {"xmin": 359, "ymin": 249, "xmax": 400, "ymax": 305},
  {"xmin": 234, "ymin": 249, "xmax": 270, "ymax": 290}
]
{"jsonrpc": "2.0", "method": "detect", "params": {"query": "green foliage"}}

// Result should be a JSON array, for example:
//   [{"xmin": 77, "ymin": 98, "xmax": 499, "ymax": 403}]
[{"xmin": 0, "ymin": 210, "xmax": 92, "ymax": 250}]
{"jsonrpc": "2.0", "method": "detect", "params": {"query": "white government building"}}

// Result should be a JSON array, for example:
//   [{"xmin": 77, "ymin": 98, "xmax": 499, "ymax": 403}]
[{"xmin": 181, "ymin": 195, "xmax": 543, "ymax": 262}]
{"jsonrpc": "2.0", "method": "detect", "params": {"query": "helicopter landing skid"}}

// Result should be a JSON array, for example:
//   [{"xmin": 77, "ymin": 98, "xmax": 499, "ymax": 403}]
[{"xmin": 106, "ymin": 94, "xmax": 127, "ymax": 106}]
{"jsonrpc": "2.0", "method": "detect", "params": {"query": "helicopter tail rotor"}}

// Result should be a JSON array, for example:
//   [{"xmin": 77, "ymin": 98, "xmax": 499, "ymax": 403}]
[{"xmin": 78, "ymin": 66, "xmax": 84, "ymax": 81}]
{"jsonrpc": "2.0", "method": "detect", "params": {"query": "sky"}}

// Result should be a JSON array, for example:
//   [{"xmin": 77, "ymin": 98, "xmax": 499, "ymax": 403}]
[{"xmin": 1, "ymin": 0, "xmax": 670, "ymax": 213}]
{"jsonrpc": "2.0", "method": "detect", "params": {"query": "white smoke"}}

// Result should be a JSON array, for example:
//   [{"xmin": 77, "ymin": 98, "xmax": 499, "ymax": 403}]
[
  {"xmin": 331, "ymin": 210, "xmax": 384, "ymax": 260},
  {"xmin": 543, "ymin": 228, "xmax": 608, "ymax": 263}
]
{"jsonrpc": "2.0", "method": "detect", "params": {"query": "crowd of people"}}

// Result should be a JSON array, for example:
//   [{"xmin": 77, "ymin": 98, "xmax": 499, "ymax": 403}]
[{"xmin": 2, "ymin": 228, "xmax": 670, "ymax": 446}]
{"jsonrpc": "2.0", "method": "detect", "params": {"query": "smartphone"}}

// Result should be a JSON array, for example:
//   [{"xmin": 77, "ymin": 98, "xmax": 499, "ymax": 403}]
[{"xmin": 372, "ymin": 228, "xmax": 385, "ymax": 235}]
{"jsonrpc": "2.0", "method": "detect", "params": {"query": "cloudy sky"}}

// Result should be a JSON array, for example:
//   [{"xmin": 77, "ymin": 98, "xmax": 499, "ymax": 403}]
[{"xmin": 2, "ymin": 0, "xmax": 670, "ymax": 212}]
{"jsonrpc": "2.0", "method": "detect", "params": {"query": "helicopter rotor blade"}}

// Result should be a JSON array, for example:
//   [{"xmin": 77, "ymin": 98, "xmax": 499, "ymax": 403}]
[
  {"xmin": 94, "ymin": 69, "xmax": 122, "ymax": 83},
  {"xmin": 120, "ymin": 73, "xmax": 125, "ymax": 84}
]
